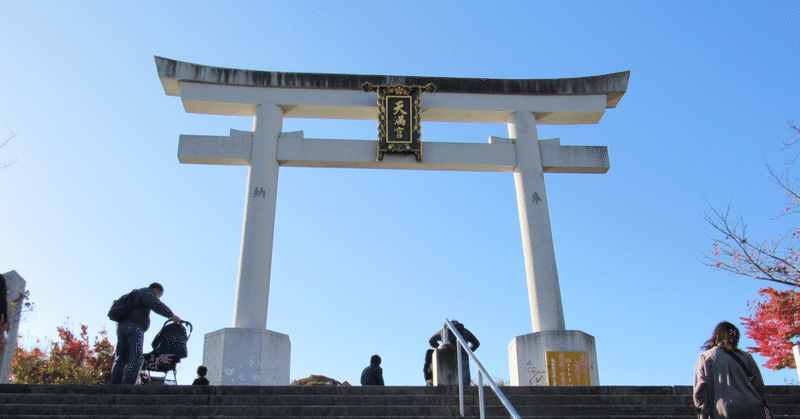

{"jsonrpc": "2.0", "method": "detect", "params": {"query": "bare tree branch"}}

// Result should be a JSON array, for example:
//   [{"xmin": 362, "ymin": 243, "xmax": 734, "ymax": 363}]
[
  {"xmin": 771, "ymin": 121, "xmax": 800, "ymax": 217},
  {"xmin": 703, "ymin": 121, "xmax": 800, "ymax": 288},
  {"xmin": 702, "ymin": 203, "xmax": 800, "ymax": 287}
]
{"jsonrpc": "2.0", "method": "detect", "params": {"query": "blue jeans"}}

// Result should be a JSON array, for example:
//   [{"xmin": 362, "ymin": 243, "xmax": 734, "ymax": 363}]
[{"xmin": 111, "ymin": 321, "xmax": 144, "ymax": 385}]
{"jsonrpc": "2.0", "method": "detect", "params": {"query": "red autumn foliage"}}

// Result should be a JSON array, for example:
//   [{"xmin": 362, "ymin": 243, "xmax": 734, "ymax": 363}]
[
  {"xmin": 741, "ymin": 287, "xmax": 800, "ymax": 370},
  {"xmin": 12, "ymin": 323, "xmax": 114, "ymax": 385}
]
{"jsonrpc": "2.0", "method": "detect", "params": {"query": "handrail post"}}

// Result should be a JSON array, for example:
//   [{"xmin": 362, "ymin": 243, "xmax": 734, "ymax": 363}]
[
  {"xmin": 457, "ymin": 338, "xmax": 465, "ymax": 417},
  {"xmin": 478, "ymin": 369, "xmax": 485, "ymax": 419}
]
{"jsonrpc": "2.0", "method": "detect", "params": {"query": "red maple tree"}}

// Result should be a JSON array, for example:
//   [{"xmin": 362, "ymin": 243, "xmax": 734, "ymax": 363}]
[
  {"xmin": 741, "ymin": 288, "xmax": 800, "ymax": 370},
  {"xmin": 704, "ymin": 121, "xmax": 800, "ymax": 371},
  {"xmin": 12, "ymin": 323, "xmax": 114, "ymax": 384}
]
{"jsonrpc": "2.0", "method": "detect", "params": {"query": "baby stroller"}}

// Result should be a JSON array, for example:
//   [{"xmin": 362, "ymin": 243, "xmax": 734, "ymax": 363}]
[{"xmin": 139, "ymin": 319, "xmax": 192, "ymax": 385}]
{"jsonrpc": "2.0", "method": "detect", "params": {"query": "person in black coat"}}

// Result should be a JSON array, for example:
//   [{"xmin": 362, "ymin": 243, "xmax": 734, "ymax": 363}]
[
  {"xmin": 192, "ymin": 365, "xmax": 210, "ymax": 385},
  {"xmin": 360, "ymin": 354, "xmax": 385, "ymax": 386}
]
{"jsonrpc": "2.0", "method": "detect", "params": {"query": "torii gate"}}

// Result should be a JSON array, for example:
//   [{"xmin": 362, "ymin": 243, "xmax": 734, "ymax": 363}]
[{"xmin": 155, "ymin": 57, "xmax": 629, "ymax": 386}]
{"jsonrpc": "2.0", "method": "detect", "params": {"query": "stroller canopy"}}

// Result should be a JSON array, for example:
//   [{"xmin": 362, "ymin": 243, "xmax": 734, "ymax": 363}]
[{"xmin": 144, "ymin": 320, "xmax": 192, "ymax": 373}]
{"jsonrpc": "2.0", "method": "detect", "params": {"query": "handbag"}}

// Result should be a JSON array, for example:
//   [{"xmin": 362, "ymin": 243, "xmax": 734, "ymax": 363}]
[{"xmin": 719, "ymin": 347, "xmax": 772, "ymax": 419}]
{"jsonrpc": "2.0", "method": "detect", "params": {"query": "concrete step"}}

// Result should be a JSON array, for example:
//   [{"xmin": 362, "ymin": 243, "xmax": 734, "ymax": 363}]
[
  {"xmin": 0, "ymin": 403, "xmax": 705, "ymax": 416},
  {"xmin": 0, "ymin": 417, "xmax": 706, "ymax": 419},
  {"xmin": 0, "ymin": 384, "xmax": 796, "ymax": 418}
]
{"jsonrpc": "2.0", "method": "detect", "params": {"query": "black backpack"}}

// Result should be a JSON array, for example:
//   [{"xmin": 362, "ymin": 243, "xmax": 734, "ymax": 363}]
[{"xmin": 107, "ymin": 289, "xmax": 139, "ymax": 322}]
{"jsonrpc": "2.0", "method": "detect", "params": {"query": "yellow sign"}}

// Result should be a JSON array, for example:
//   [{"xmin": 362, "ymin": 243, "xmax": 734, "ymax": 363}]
[{"xmin": 546, "ymin": 351, "xmax": 591, "ymax": 386}]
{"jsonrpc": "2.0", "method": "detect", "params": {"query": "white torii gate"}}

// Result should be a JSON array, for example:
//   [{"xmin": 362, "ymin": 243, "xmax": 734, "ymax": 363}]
[{"xmin": 155, "ymin": 57, "xmax": 629, "ymax": 386}]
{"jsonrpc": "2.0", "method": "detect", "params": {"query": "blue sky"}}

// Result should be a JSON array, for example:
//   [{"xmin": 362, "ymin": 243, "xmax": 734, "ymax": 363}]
[{"xmin": 2, "ymin": 1, "xmax": 800, "ymax": 386}]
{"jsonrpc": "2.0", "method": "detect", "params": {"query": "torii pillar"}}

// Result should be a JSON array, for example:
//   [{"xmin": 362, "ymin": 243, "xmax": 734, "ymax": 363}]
[
  {"xmin": 201, "ymin": 104, "xmax": 292, "ymax": 386},
  {"xmin": 507, "ymin": 111, "xmax": 600, "ymax": 386},
  {"xmin": 155, "ymin": 56, "xmax": 628, "ymax": 385}
]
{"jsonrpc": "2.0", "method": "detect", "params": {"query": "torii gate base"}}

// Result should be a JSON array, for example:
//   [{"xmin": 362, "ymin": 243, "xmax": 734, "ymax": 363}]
[
  {"xmin": 509, "ymin": 330, "xmax": 598, "ymax": 386},
  {"xmin": 203, "ymin": 328, "xmax": 290, "ymax": 385}
]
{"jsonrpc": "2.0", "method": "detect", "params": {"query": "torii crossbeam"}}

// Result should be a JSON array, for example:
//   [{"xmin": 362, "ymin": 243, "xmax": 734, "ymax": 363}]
[{"xmin": 156, "ymin": 56, "xmax": 629, "ymax": 386}]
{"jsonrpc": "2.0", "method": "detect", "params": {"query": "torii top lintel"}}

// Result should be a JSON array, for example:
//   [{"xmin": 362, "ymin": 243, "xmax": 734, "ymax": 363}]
[{"xmin": 155, "ymin": 56, "xmax": 629, "ymax": 125}]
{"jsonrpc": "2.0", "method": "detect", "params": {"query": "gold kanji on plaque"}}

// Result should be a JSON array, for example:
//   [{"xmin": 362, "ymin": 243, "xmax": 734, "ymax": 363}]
[
  {"xmin": 545, "ymin": 351, "xmax": 592, "ymax": 386},
  {"xmin": 362, "ymin": 82, "xmax": 436, "ymax": 162}
]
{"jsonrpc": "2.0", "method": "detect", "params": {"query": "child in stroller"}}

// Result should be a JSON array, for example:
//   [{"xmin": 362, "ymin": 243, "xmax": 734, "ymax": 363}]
[{"xmin": 139, "ymin": 319, "xmax": 192, "ymax": 385}]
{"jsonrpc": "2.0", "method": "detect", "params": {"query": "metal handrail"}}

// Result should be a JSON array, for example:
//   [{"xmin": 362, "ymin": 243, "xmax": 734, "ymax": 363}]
[{"xmin": 442, "ymin": 319, "xmax": 521, "ymax": 419}]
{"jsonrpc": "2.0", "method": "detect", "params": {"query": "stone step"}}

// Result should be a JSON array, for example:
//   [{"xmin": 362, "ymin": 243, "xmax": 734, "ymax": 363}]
[
  {"xmin": 6, "ymin": 383, "xmax": 793, "ymax": 397},
  {"xmin": 2, "ymin": 404, "xmax": 450, "ymax": 416},
  {"xmin": 2, "ymin": 393, "xmax": 794, "ymax": 409},
  {"xmin": 1, "ymin": 417, "xmax": 700, "ymax": 419},
  {"xmin": 0, "ymin": 384, "xmax": 796, "ymax": 418},
  {"xmin": 0, "ymin": 402, "xmax": 707, "ymax": 416},
  {"xmin": 0, "ymin": 393, "xmax": 701, "ymax": 407}
]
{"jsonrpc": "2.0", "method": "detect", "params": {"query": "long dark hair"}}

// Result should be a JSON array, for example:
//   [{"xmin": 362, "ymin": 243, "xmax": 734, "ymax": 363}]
[{"xmin": 702, "ymin": 321, "xmax": 740, "ymax": 350}]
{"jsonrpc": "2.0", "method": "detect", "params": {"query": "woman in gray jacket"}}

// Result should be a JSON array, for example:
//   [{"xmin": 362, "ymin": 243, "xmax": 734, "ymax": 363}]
[{"xmin": 693, "ymin": 321, "xmax": 767, "ymax": 419}]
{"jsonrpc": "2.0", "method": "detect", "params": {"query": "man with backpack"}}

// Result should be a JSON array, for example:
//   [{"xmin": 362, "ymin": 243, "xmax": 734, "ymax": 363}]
[{"xmin": 110, "ymin": 282, "xmax": 181, "ymax": 385}]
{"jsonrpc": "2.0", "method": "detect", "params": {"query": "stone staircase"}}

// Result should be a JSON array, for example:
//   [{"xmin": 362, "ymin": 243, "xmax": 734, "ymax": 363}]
[{"xmin": 0, "ymin": 384, "xmax": 797, "ymax": 418}]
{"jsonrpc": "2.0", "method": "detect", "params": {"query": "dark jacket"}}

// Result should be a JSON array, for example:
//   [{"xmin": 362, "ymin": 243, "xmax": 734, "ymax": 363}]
[
  {"xmin": 429, "ymin": 322, "xmax": 480, "ymax": 353},
  {"xmin": 125, "ymin": 287, "xmax": 174, "ymax": 332},
  {"xmin": 360, "ymin": 363, "xmax": 384, "ymax": 386},
  {"xmin": 192, "ymin": 377, "xmax": 210, "ymax": 385}
]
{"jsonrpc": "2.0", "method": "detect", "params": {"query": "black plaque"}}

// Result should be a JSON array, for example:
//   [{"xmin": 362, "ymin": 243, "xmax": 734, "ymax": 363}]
[{"xmin": 362, "ymin": 83, "xmax": 436, "ymax": 161}]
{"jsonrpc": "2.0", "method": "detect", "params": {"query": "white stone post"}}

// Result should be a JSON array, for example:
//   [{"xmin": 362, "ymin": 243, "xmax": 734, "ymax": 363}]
[
  {"xmin": 508, "ymin": 111, "xmax": 565, "ymax": 333},
  {"xmin": 233, "ymin": 104, "xmax": 282, "ymax": 329},
  {"xmin": 793, "ymin": 344, "xmax": 800, "ymax": 383},
  {"xmin": 202, "ymin": 104, "xmax": 291, "ymax": 385},
  {"xmin": 1, "ymin": 271, "xmax": 26, "ymax": 383},
  {"xmin": 507, "ymin": 111, "xmax": 599, "ymax": 386}
]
